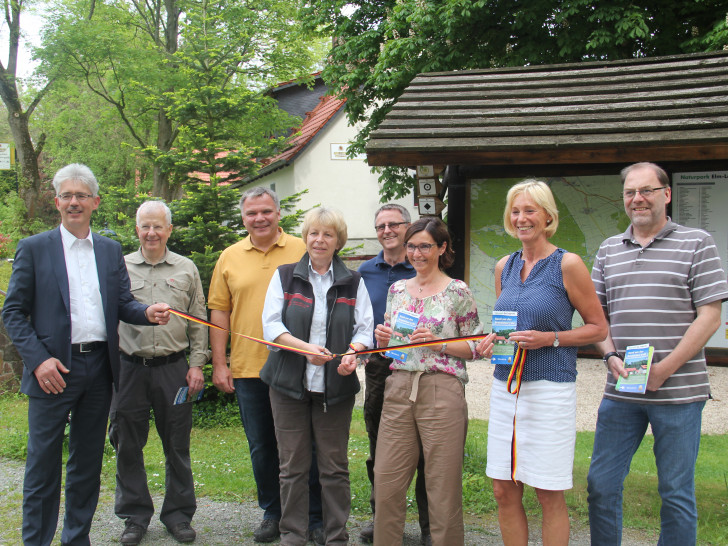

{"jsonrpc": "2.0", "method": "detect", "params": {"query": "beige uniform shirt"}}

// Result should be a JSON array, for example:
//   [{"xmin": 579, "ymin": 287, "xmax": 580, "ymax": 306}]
[{"xmin": 119, "ymin": 248, "xmax": 209, "ymax": 366}]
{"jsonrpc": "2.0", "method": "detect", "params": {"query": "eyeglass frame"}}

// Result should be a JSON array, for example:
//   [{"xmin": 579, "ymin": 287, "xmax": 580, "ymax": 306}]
[
  {"xmin": 404, "ymin": 242, "xmax": 439, "ymax": 254},
  {"xmin": 622, "ymin": 186, "xmax": 669, "ymax": 199},
  {"xmin": 375, "ymin": 221, "xmax": 408, "ymax": 232},
  {"xmin": 57, "ymin": 192, "xmax": 95, "ymax": 202}
]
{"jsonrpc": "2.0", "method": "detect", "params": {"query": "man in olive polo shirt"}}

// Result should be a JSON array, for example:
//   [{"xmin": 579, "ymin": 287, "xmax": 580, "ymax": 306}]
[
  {"xmin": 111, "ymin": 200, "xmax": 208, "ymax": 545},
  {"xmin": 208, "ymin": 186, "xmax": 323, "ymax": 544}
]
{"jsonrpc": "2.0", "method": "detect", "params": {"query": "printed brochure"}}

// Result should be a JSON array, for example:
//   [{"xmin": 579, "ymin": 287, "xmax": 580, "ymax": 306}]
[
  {"xmin": 616, "ymin": 344, "xmax": 654, "ymax": 393},
  {"xmin": 385, "ymin": 310, "xmax": 421, "ymax": 362},
  {"xmin": 491, "ymin": 311, "xmax": 518, "ymax": 365},
  {"xmin": 173, "ymin": 386, "xmax": 205, "ymax": 405}
]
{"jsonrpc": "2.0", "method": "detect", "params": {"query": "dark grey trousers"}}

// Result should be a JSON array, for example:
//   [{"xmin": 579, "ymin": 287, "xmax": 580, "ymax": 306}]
[{"xmin": 109, "ymin": 354, "xmax": 196, "ymax": 529}]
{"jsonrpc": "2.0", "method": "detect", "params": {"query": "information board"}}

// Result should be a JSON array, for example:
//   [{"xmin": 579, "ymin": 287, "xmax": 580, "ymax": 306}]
[
  {"xmin": 0, "ymin": 143, "xmax": 12, "ymax": 170},
  {"xmin": 673, "ymin": 171, "xmax": 728, "ymax": 348}
]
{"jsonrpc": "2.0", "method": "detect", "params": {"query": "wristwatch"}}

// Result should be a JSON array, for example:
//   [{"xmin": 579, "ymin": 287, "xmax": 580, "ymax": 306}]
[
  {"xmin": 603, "ymin": 351, "xmax": 621, "ymax": 363},
  {"xmin": 552, "ymin": 331, "xmax": 559, "ymax": 347},
  {"xmin": 440, "ymin": 342, "xmax": 448, "ymax": 354}
]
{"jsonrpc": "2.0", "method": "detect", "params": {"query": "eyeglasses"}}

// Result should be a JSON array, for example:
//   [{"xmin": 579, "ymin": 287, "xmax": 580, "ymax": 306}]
[
  {"xmin": 405, "ymin": 243, "xmax": 438, "ymax": 254},
  {"xmin": 375, "ymin": 221, "xmax": 408, "ymax": 232},
  {"xmin": 58, "ymin": 192, "xmax": 94, "ymax": 202},
  {"xmin": 622, "ymin": 186, "xmax": 668, "ymax": 199}
]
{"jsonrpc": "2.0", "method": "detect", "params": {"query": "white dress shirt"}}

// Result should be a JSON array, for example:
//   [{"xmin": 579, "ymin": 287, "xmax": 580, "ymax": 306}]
[{"xmin": 60, "ymin": 225, "xmax": 107, "ymax": 343}]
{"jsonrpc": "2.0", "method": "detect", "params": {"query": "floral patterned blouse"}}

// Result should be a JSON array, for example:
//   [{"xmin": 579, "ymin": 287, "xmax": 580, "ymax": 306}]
[{"xmin": 384, "ymin": 278, "xmax": 482, "ymax": 383}]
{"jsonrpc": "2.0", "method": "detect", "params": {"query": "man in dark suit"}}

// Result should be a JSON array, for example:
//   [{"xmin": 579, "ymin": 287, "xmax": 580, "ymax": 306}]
[{"xmin": 1, "ymin": 163, "xmax": 171, "ymax": 546}]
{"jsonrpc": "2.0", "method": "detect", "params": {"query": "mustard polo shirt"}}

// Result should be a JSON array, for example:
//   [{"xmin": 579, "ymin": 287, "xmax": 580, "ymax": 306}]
[{"xmin": 208, "ymin": 230, "xmax": 306, "ymax": 378}]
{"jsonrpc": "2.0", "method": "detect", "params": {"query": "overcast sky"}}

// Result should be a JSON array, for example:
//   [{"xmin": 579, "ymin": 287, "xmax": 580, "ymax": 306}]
[{"xmin": 1, "ymin": 9, "xmax": 43, "ymax": 79}]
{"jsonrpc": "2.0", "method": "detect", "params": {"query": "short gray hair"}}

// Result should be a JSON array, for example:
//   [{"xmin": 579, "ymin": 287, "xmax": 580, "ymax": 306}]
[
  {"xmin": 136, "ymin": 200, "xmax": 172, "ymax": 226},
  {"xmin": 620, "ymin": 162, "xmax": 669, "ymax": 187},
  {"xmin": 240, "ymin": 186, "xmax": 280, "ymax": 210},
  {"xmin": 52, "ymin": 163, "xmax": 99, "ymax": 196},
  {"xmin": 374, "ymin": 203, "xmax": 411, "ymax": 224},
  {"xmin": 302, "ymin": 207, "xmax": 348, "ymax": 251}
]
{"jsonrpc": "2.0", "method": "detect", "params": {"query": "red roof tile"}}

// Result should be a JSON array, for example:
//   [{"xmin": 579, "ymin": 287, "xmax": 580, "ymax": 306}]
[{"xmin": 264, "ymin": 94, "xmax": 346, "ymax": 166}]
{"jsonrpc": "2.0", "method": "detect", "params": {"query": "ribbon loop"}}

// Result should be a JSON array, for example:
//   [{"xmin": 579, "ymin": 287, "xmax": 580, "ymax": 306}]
[{"xmin": 507, "ymin": 343, "xmax": 527, "ymax": 483}]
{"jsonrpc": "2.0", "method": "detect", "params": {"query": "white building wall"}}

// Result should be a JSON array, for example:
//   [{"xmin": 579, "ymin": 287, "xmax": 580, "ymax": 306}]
[{"xmin": 251, "ymin": 113, "xmax": 418, "ymax": 256}]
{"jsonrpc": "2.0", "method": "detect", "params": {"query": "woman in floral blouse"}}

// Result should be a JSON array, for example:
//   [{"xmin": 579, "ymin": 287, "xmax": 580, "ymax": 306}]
[{"xmin": 341, "ymin": 217, "xmax": 481, "ymax": 545}]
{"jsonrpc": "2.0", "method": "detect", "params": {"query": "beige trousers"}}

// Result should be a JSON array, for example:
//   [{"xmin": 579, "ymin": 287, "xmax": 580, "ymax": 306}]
[{"xmin": 373, "ymin": 370, "xmax": 468, "ymax": 545}]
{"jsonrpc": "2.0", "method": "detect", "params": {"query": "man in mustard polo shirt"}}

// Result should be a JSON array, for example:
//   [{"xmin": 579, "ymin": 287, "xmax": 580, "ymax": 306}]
[{"xmin": 208, "ymin": 187, "xmax": 323, "ymax": 544}]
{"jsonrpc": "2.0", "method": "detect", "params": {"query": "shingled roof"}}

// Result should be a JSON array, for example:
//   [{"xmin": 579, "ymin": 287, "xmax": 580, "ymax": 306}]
[
  {"xmin": 242, "ymin": 86, "xmax": 345, "ymax": 184},
  {"xmin": 366, "ymin": 51, "xmax": 728, "ymax": 168}
]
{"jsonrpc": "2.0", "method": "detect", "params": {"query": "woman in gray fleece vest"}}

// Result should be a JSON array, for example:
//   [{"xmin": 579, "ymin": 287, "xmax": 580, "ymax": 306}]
[{"xmin": 261, "ymin": 207, "xmax": 374, "ymax": 545}]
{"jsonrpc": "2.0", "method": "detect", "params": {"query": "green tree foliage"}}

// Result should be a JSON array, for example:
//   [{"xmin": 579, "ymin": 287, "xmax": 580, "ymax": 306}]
[
  {"xmin": 91, "ymin": 183, "xmax": 150, "ymax": 253},
  {"xmin": 157, "ymin": 0, "xmax": 308, "ymax": 190},
  {"xmin": 39, "ymin": 0, "xmax": 320, "ymax": 200},
  {"xmin": 34, "ymin": 81, "xmax": 150, "ymax": 186},
  {"xmin": 0, "ymin": 191, "xmax": 54, "ymax": 257},
  {"xmin": 302, "ymin": 0, "xmax": 728, "ymax": 199},
  {"xmin": 0, "ymin": 0, "xmax": 51, "ymax": 219}
]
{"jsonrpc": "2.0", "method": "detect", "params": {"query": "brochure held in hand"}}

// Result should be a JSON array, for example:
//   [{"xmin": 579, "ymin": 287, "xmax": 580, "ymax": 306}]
[
  {"xmin": 385, "ymin": 310, "xmax": 421, "ymax": 362},
  {"xmin": 173, "ymin": 386, "xmax": 205, "ymax": 405},
  {"xmin": 616, "ymin": 343, "xmax": 654, "ymax": 393},
  {"xmin": 491, "ymin": 311, "xmax": 518, "ymax": 365}
]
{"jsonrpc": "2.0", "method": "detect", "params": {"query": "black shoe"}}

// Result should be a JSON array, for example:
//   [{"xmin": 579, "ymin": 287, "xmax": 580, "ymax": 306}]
[
  {"xmin": 308, "ymin": 526, "xmax": 325, "ymax": 545},
  {"xmin": 166, "ymin": 521, "xmax": 196, "ymax": 543},
  {"xmin": 120, "ymin": 522, "xmax": 146, "ymax": 545},
  {"xmin": 254, "ymin": 519, "xmax": 280, "ymax": 543},
  {"xmin": 359, "ymin": 521, "xmax": 374, "ymax": 543}
]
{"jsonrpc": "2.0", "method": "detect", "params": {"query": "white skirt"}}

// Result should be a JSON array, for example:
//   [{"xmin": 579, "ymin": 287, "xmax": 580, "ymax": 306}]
[{"xmin": 486, "ymin": 378, "xmax": 576, "ymax": 490}]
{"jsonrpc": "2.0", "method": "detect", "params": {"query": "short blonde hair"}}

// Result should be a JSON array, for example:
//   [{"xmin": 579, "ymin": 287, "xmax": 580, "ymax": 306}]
[
  {"xmin": 503, "ymin": 179, "xmax": 559, "ymax": 238},
  {"xmin": 301, "ymin": 207, "xmax": 348, "ymax": 251}
]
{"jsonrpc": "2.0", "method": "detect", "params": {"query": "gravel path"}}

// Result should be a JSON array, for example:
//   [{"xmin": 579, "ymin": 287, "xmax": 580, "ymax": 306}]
[
  {"xmin": 4, "ymin": 358, "xmax": 727, "ymax": 544},
  {"xmin": 0, "ymin": 455, "xmax": 624, "ymax": 545}
]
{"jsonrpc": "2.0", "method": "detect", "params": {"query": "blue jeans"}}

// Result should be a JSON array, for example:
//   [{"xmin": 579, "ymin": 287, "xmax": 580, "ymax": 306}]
[
  {"xmin": 587, "ymin": 398, "xmax": 705, "ymax": 546},
  {"xmin": 234, "ymin": 378, "xmax": 322, "ymax": 528}
]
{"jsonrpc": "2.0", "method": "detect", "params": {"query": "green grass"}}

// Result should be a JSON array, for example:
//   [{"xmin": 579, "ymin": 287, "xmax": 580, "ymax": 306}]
[{"xmin": 1, "ymin": 394, "xmax": 727, "ymax": 544}]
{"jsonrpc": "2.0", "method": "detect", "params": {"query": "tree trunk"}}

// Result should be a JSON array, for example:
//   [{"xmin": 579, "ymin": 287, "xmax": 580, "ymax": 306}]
[
  {"xmin": 5, "ymin": 103, "xmax": 41, "ymax": 218},
  {"xmin": 0, "ymin": 0, "xmax": 44, "ymax": 219},
  {"xmin": 153, "ymin": 106, "xmax": 177, "ymax": 200},
  {"xmin": 151, "ymin": 0, "xmax": 181, "ymax": 201}
]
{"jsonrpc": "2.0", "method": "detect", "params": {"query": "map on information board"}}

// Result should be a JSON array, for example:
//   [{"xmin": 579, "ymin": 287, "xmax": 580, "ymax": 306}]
[
  {"xmin": 469, "ymin": 174, "xmax": 728, "ymax": 350},
  {"xmin": 469, "ymin": 176, "xmax": 627, "ymax": 334}
]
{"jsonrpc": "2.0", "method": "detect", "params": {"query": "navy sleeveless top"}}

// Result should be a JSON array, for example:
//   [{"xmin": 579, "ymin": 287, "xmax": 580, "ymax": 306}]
[{"xmin": 493, "ymin": 248, "xmax": 578, "ymax": 383}]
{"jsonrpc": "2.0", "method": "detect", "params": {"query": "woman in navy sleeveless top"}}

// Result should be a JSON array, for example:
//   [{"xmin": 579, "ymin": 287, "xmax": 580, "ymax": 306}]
[{"xmin": 476, "ymin": 180, "xmax": 607, "ymax": 545}]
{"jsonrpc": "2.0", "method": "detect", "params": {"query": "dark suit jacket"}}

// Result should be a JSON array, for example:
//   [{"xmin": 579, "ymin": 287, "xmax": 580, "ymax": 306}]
[{"xmin": 1, "ymin": 227, "xmax": 150, "ymax": 397}]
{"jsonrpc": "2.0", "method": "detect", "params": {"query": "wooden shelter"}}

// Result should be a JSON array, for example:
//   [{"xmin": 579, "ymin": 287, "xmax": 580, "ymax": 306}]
[
  {"xmin": 367, "ymin": 51, "xmax": 728, "ymax": 173},
  {"xmin": 366, "ymin": 51, "xmax": 728, "ymax": 359}
]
